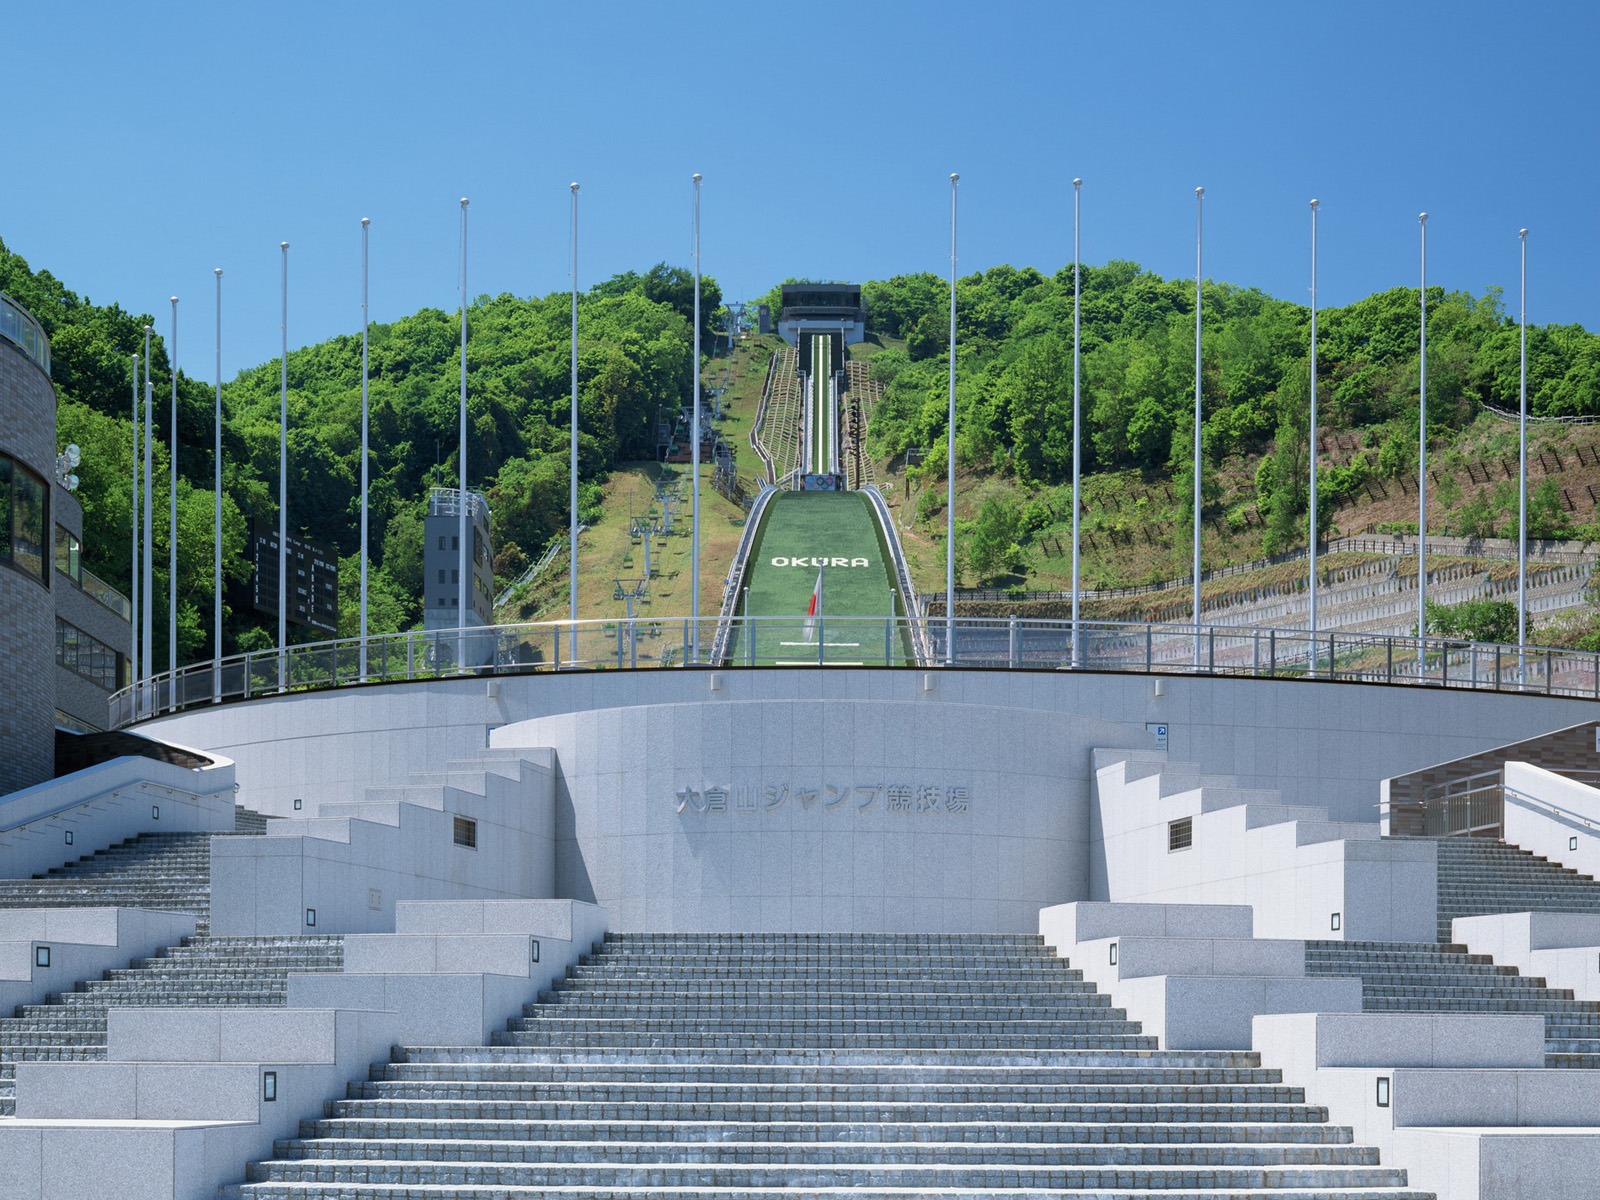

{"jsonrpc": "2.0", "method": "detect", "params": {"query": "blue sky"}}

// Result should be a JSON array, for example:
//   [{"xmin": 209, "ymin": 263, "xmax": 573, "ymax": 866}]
[{"xmin": 4, "ymin": 1, "xmax": 1595, "ymax": 380}]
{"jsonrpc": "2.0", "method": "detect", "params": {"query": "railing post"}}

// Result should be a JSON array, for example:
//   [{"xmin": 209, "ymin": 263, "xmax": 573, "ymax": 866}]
[
  {"xmin": 1146, "ymin": 625, "xmax": 1153, "ymax": 673},
  {"xmin": 1442, "ymin": 643, "xmax": 1448, "ymax": 688},
  {"xmin": 1496, "ymin": 645, "xmax": 1502, "ymax": 690},
  {"xmin": 683, "ymin": 618, "xmax": 690, "ymax": 667},
  {"xmin": 1386, "ymin": 638, "xmax": 1393, "ymax": 684},
  {"xmin": 554, "ymin": 626, "xmax": 561, "ymax": 671},
  {"xmin": 1270, "ymin": 629, "xmax": 1276, "ymax": 676},
  {"xmin": 885, "ymin": 617, "xmax": 893, "ymax": 667},
  {"xmin": 1208, "ymin": 628, "xmax": 1215, "ymax": 673},
  {"xmin": 1547, "ymin": 649, "xmax": 1553, "ymax": 695},
  {"xmin": 630, "ymin": 618, "xmax": 638, "ymax": 669},
  {"xmin": 1008, "ymin": 615, "xmax": 1018, "ymax": 669}
]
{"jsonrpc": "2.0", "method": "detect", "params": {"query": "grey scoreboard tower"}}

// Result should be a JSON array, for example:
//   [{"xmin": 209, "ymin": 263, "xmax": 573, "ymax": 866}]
[{"xmin": 424, "ymin": 486, "xmax": 495, "ymax": 666}]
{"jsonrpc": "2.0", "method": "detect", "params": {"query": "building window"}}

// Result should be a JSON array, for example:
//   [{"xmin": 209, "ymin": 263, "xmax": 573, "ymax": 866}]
[
  {"xmin": 1168, "ymin": 816, "xmax": 1193, "ymax": 853},
  {"xmin": 451, "ymin": 535, "xmax": 459, "ymax": 551},
  {"xmin": 437, "ymin": 569, "xmax": 446, "ymax": 584},
  {"xmin": 55, "ymin": 525, "xmax": 81, "ymax": 583},
  {"xmin": 451, "ymin": 569, "xmax": 459, "ymax": 584},
  {"xmin": 0, "ymin": 454, "xmax": 49, "ymax": 587},
  {"xmin": 56, "ymin": 618, "xmax": 128, "ymax": 690},
  {"xmin": 453, "ymin": 816, "xmax": 477, "ymax": 848},
  {"xmin": 437, "ymin": 536, "xmax": 446, "ymax": 550}
]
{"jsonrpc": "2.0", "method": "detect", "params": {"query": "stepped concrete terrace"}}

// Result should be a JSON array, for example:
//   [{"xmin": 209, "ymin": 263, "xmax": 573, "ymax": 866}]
[
  {"xmin": 0, "ymin": 805, "xmax": 272, "ymax": 935},
  {"xmin": 223, "ymin": 931, "xmax": 1429, "ymax": 1199},
  {"xmin": 1427, "ymin": 835, "xmax": 1600, "ymax": 944},
  {"xmin": 0, "ymin": 806, "xmax": 347, "ymax": 1117},
  {"xmin": 1304, "ymin": 940, "xmax": 1600, "ymax": 1069}
]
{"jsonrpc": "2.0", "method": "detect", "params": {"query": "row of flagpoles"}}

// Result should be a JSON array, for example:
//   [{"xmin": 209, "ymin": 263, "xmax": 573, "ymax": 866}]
[
  {"xmin": 127, "ymin": 176, "xmax": 1536, "ymax": 693},
  {"xmin": 944, "ymin": 180, "xmax": 1536, "ymax": 676},
  {"xmin": 127, "ymin": 177, "xmax": 715, "ymax": 704}
]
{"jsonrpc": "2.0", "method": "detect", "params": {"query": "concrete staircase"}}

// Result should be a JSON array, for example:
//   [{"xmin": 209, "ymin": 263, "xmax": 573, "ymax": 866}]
[
  {"xmin": 1431, "ymin": 836, "xmax": 1600, "ymax": 943},
  {"xmin": 0, "ymin": 933, "xmax": 344, "ymax": 1115},
  {"xmin": 1304, "ymin": 940, "xmax": 1600, "ymax": 1068},
  {"xmin": 0, "ymin": 805, "xmax": 272, "ymax": 935},
  {"xmin": 223, "ymin": 932, "xmax": 1428, "ymax": 1198}
]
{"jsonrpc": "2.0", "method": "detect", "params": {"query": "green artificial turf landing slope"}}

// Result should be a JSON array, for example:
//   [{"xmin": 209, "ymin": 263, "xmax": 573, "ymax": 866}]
[{"xmin": 730, "ymin": 491, "xmax": 909, "ymax": 665}]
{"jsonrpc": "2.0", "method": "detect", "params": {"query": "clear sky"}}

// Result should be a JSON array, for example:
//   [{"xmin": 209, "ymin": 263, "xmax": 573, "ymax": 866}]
[{"xmin": 4, "ymin": 0, "xmax": 1595, "ymax": 380}]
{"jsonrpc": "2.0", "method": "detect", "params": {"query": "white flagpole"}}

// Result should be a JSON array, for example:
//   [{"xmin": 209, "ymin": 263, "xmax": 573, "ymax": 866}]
[
  {"xmin": 279, "ymin": 242, "xmax": 289, "ymax": 689},
  {"xmin": 213, "ymin": 269, "xmax": 223, "ymax": 697},
  {"xmin": 360, "ymin": 218, "xmax": 371, "ymax": 680},
  {"xmin": 690, "ymin": 173, "xmax": 703, "ymax": 664},
  {"xmin": 570, "ymin": 182, "xmax": 580, "ymax": 662},
  {"xmin": 459, "ymin": 198, "xmax": 470, "ymax": 655},
  {"xmin": 1518, "ymin": 227, "xmax": 1529, "ymax": 679},
  {"xmin": 1417, "ymin": 213, "xmax": 1429, "ymax": 671},
  {"xmin": 946, "ymin": 172, "xmax": 959, "ymax": 666},
  {"xmin": 1309, "ymin": 199, "xmax": 1320, "ymax": 673},
  {"xmin": 1193, "ymin": 187, "xmax": 1204, "ymax": 663},
  {"xmin": 130, "ymin": 352, "xmax": 140, "ymax": 693},
  {"xmin": 143, "ymin": 325, "xmax": 154, "ymax": 692},
  {"xmin": 169, "ymin": 295, "xmax": 179, "ymax": 690},
  {"xmin": 1071, "ymin": 178, "xmax": 1082, "ymax": 669}
]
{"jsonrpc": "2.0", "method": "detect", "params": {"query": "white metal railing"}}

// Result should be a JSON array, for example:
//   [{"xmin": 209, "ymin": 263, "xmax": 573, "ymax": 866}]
[
  {"xmin": 109, "ymin": 616, "xmax": 1600, "ymax": 729},
  {"xmin": 710, "ymin": 484, "xmax": 779, "ymax": 665}
]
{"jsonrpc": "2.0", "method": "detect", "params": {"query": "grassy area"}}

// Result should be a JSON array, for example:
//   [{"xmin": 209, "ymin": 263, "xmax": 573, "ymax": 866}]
[{"xmin": 495, "ymin": 459, "xmax": 748, "ymax": 627}]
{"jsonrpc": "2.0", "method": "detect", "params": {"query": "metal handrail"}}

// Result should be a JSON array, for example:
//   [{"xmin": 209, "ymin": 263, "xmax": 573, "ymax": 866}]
[
  {"xmin": 1503, "ymin": 783, "xmax": 1600, "ymax": 834},
  {"xmin": 110, "ymin": 615, "xmax": 1600, "ymax": 730}
]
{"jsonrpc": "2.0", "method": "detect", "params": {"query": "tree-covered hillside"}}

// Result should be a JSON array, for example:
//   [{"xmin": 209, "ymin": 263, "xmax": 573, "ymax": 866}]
[
  {"xmin": 1, "ymin": 237, "xmax": 718, "ymax": 664},
  {"xmin": 856, "ymin": 264, "xmax": 1600, "ymax": 576},
  {"xmin": 10, "ymin": 231, "xmax": 1599, "ymax": 670}
]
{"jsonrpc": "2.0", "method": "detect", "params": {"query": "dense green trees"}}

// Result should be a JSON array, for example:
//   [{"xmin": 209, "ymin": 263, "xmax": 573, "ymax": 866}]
[
  {"xmin": 2, "ymin": 236, "xmax": 716, "ymax": 662},
  {"xmin": 862, "ymin": 261, "xmax": 1600, "ymax": 559}
]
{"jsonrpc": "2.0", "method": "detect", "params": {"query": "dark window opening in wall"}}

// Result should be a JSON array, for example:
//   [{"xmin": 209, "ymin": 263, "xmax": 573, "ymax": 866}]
[
  {"xmin": 453, "ymin": 816, "xmax": 477, "ymax": 849},
  {"xmin": 56, "ymin": 618, "xmax": 128, "ymax": 690},
  {"xmin": 1168, "ymin": 816, "xmax": 1193, "ymax": 853},
  {"xmin": 0, "ymin": 454, "xmax": 49, "ymax": 587},
  {"xmin": 55, "ymin": 525, "xmax": 81, "ymax": 582}
]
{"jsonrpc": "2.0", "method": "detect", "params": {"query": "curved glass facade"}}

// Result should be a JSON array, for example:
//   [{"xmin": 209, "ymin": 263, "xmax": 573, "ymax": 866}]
[
  {"xmin": 0, "ymin": 453, "xmax": 50, "ymax": 587},
  {"xmin": 0, "ymin": 292, "xmax": 51, "ymax": 376}
]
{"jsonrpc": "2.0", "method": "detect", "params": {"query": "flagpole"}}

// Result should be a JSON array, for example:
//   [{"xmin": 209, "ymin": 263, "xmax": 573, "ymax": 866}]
[
  {"xmin": 1193, "ymin": 187, "xmax": 1204, "ymax": 665},
  {"xmin": 143, "ymin": 324, "xmax": 154, "ymax": 694},
  {"xmin": 168, "ymin": 295, "xmax": 179, "ymax": 692},
  {"xmin": 213, "ymin": 268, "xmax": 223, "ymax": 698},
  {"xmin": 1071, "ymin": 178, "xmax": 1082, "ymax": 669},
  {"xmin": 278, "ymin": 242, "xmax": 289, "ymax": 690},
  {"xmin": 458, "ymin": 198, "xmax": 470, "ymax": 660},
  {"xmin": 569, "ymin": 182, "xmax": 580, "ymax": 663},
  {"xmin": 690, "ymin": 173, "xmax": 703, "ymax": 664},
  {"xmin": 1518, "ymin": 227, "xmax": 1529, "ymax": 680},
  {"xmin": 946, "ymin": 172, "xmax": 959, "ymax": 666},
  {"xmin": 1308, "ymin": 199, "xmax": 1320, "ymax": 675},
  {"xmin": 1417, "ymin": 213, "xmax": 1428, "ymax": 672},
  {"xmin": 130, "ymin": 352, "xmax": 141, "ymax": 698},
  {"xmin": 360, "ymin": 218, "xmax": 371, "ymax": 680}
]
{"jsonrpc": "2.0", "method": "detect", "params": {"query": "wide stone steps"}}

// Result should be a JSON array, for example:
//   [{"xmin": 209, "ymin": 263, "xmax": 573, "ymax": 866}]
[
  {"xmin": 296, "ymin": 1118, "xmax": 1361, "ymax": 1147},
  {"xmin": 239, "ymin": 1161, "xmax": 1416, "ymax": 1190},
  {"xmin": 399, "ymin": 1046, "xmax": 1267, "ymax": 1070},
  {"xmin": 0, "ymin": 934, "xmax": 341, "ymax": 1115},
  {"xmin": 345, "ymin": 1082, "xmax": 1309, "ymax": 1105},
  {"xmin": 271, "ymin": 1139, "xmax": 1381, "ymax": 1167},
  {"xmin": 222, "ymin": 933, "xmax": 1419, "ymax": 1199},
  {"xmin": 1427, "ymin": 836, "xmax": 1600, "ymax": 941}
]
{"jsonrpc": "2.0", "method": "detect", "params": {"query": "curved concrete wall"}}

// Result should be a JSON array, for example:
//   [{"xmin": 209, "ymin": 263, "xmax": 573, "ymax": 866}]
[
  {"xmin": 137, "ymin": 668, "xmax": 1600, "ymax": 932},
  {"xmin": 493, "ymin": 697, "xmax": 1101, "ymax": 932}
]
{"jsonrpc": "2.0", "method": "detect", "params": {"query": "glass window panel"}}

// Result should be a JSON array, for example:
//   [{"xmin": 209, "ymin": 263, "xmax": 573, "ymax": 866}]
[{"xmin": 11, "ymin": 464, "xmax": 46, "ymax": 582}]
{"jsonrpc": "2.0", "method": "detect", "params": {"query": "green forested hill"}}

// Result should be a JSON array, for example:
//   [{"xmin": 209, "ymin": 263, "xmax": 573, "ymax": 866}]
[
  {"xmin": 1, "ymin": 237, "xmax": 717, "ymax": 663},
  {"xmin": 10, "ymin": 232, "xmax": 1600, "ymax": 670},
  {"xmin": 847, "ymin": 264, "xmax": 1600, "ymax": 580}
]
